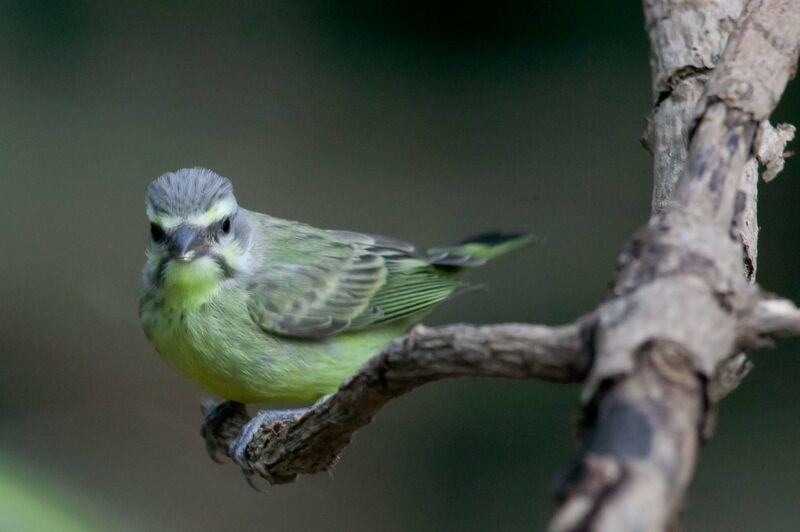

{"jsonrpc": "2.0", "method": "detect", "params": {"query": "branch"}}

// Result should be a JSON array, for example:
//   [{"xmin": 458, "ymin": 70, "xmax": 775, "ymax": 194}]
[
  {"xmin": 643, "ymin": 0, "xmax": 746, "ymax": 215},
  {"xmin": 742, "ymin": 295, "xmax": 800, "ymax": 341},
  {"xmin": 203, "ymin": 320, "xmax": 593, "ymax": 484},
  {"xmin": 551, "ymin": 1, "xmax": 800, "ymax": 530}
]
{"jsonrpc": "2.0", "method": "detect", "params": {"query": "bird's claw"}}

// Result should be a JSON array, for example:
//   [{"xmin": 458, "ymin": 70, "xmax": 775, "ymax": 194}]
[
  {"xmin": 200, "ymin": 400, "xmax": 306, "ymax": 488},
  {"xmin": 200, "ymin": 400, "xmax": 247, "ymax": 463},
  {"xmin": 228, "ymin": 408, "xmax": 307, "ymax": 482},
  {"xmin": 228, "ymin": 411, "xmax": 270, "ymax": 473}
]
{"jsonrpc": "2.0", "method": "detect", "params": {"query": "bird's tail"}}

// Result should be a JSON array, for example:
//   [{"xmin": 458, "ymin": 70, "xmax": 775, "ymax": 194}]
[{"xmin": 426, "ymin": 231, "xmax": 541, "ymax": 268}]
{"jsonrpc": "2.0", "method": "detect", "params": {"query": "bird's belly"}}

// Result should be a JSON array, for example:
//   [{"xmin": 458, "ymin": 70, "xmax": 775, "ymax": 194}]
[{"xmin": 141, "ymin": 295, "xmax": 406, "ymax": 404}]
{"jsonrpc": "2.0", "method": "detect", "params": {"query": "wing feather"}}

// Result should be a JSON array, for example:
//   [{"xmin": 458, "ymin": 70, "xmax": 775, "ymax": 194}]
[{"xmin": 247, "ymin": 218, "xmax": 460, "ymax": 337}]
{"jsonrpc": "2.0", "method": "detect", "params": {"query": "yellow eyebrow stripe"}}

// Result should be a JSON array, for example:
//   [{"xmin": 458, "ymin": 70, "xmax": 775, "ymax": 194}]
[
  {"xmin": 188, "ymin": 199, "xmax": 236, "ymax": 226},
  {"xmin": 147, "ymin": 198, "xmax": 237, "ymax": 229}
]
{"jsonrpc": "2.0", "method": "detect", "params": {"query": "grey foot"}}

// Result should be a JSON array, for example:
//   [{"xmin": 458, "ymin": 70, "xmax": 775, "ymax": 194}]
[
  {"xmin": 229, "ymin": 408, "xmax": 307, "ymax": 476},
  {"xmin": 200, "ymin": 400, "xmax": 247, "ymax": 463}
]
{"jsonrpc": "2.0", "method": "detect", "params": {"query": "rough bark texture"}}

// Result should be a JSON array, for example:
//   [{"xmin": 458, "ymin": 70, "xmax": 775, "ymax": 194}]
[
  {"xmin": 643, "ymin": 0, "xmax": 746, "ymax": 215},
  {"xmin": 551, "ymin": 1, "xmax": 799, "ymax": 530},
  {"xmin": 200, "ymin": 1, "xmax": 799, "ymax": 529}
]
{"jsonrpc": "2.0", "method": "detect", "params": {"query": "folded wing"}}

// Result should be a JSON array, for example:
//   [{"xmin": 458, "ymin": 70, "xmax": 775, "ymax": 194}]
[{"xmin": 246, "ymin": 221, "xmax": 461, "ymax": 338}]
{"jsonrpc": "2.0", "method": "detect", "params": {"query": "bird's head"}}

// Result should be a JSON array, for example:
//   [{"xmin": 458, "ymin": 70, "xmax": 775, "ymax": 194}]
[{"xmin": 144, "ymin": 168, "xmax": 250, "ymax": 290}]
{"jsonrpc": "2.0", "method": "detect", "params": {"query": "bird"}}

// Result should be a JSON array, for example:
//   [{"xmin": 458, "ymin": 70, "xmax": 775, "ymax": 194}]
[{"xmin": 138, "ymin": 167, "xmax": 535, "ymax": 475}]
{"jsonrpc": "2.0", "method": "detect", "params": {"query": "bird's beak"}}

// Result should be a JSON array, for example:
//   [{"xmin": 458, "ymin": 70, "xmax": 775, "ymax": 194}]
[{"xmin": 169, "ymin": 225, "xmax": 205, "ymax": 261}]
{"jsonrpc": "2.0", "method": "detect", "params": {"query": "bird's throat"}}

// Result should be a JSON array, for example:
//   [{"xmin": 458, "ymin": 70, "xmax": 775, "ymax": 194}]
[{"xmin": 162, "ymin": 256, "xmax": 225, "ymax": 308}]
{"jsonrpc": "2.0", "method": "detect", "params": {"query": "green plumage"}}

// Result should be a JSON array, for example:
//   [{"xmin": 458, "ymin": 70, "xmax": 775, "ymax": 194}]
[{"xmin": 139, "ymin": 169, "xmax": 534, "ymax": 404}]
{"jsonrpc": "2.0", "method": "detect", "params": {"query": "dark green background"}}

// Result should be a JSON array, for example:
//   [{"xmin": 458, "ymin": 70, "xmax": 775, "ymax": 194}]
[{"xmin": 1, "ymin": 2, "xmax": 798, "ymax": 530}]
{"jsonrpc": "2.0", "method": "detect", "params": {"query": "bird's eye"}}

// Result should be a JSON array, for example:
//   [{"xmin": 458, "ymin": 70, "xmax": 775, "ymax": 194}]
[
  {"xmin": 150, "ymin": 223, "xmax": 166, "ymax": 243},
  {"xmin": 221, "ymin": 217, "xmax": 231, "ymax": 234}
]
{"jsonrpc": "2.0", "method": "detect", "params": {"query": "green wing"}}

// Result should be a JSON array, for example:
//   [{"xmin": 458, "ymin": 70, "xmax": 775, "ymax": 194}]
[{"xmin": 246, "ymin": 219, "xmax": 461, "ymax": 338}]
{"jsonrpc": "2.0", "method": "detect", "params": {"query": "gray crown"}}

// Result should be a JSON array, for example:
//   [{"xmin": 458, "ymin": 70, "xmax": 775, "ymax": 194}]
[{"xmin": 146, "ymin": 168, "xmax": 235, "ymax": 217}]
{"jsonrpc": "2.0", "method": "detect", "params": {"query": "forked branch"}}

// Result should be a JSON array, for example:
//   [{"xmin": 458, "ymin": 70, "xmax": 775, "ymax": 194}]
[{"xmin": 551, "ymin": 1, "xmax": 799, "ymax": 530}]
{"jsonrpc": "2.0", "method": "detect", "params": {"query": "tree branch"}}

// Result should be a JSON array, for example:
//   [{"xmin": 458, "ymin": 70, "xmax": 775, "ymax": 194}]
[
  {"xmin": 742, "ymin": 295, "xmax": 800, "ymax": 340},
  {"xmin": 642, "ymin": 0, "xmax": 746, "ymax": 215},
  {"xmin": 551, "ymin": 1, "xmax": 800, "ymax": 530},
  {"xmin": 203, "ymin": 320, "xmax": 594, "ymax": 484}
]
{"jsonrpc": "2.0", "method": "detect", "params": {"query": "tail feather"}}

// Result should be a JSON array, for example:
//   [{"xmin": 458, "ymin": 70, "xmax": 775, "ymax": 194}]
[{"xmin": 427, "ymin": 231, "xmax": 540, "ymax": 268}]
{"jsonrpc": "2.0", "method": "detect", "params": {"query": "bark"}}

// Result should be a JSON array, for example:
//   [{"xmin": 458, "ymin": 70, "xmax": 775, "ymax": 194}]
[
  {"xmin": 551, "ymin": 1, "xmax": 799, "ymax": 530},
  {"xmin": 200, "ymin": 1, "xmax": 799, "ymax": 529}
]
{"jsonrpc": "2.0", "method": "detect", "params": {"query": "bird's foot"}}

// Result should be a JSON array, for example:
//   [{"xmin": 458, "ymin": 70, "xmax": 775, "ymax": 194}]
[
  {"xmin": 200, "ymin": 399, "xmax": 248, "ymax": 463},
  {"xmin": 228, "ymin": 408, "xmax": 307, "ymax": 480}
]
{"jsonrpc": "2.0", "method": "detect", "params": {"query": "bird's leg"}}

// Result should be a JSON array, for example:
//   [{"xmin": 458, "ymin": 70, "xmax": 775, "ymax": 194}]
[
  {"xmin": 228, "ymin": 408, "xmax": 308, "ymax": 476},
  {"xmin": 200, "ymin": 399, "xmax": 249, "ymax": 463},
  {"xmin": 229, "ymin": 394, "xmax": 333, "ymax": 477}
]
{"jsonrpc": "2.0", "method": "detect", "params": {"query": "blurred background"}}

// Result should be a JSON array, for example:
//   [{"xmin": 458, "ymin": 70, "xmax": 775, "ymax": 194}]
[{"xmin": 1, "ymin": 1, "xmax": 798, "ymax": 530}]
